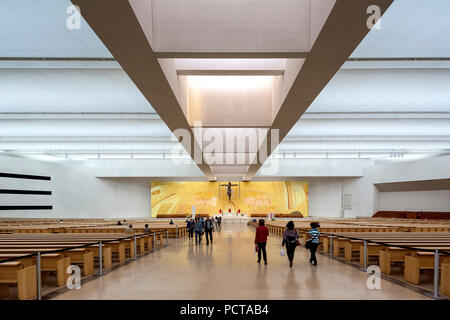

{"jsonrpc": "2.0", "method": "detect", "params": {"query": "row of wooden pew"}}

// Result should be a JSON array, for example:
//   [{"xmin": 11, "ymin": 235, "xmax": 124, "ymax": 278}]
[
  {"xmin": 263, "ymin": 219, "xmax": 450, "ymax": 236},
  {"xmin": 254, "ymin": 218, "xmax": 450, "ymax": 298},
  {"xmin": 319, "ymin": 232, "xmax": 450, "ymax": 295},
  {"xmin": 0, "ymin": 222, "xmax": 188, "ymax": 300},
  {"xmin": 0, "ymin": 223, "xmax": 187, "ymax": 237}
]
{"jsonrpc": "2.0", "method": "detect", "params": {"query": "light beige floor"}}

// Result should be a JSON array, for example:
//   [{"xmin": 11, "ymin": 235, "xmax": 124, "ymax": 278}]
[{"xmin": 54, "ymin": 221, "xmax": 428, "ymax": 300}]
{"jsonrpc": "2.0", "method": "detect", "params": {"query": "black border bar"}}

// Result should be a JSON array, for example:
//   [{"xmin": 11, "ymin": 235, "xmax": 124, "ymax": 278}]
[
  {"xmin": 0, "ymin": 206, "xmax": 52, "ymax": 210},
  {"xmin": 0, "ymin": 172, "xmax": 51, "ymax": 181},
  {"xmin": 0, "ymin": 189, "xmax": 52, "ymax": 195}
]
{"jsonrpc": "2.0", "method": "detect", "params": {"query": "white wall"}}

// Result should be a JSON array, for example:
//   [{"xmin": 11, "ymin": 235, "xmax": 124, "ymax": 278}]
[
  {"xmin": 306, "ymin": 177, "xmax": 376, "ymax": 218},
  {"xmin": 0, "ymin": 155, "xmax": 150, "ymax": 218},
  {"xmin": 379, "ymin": 190, "xmax": 450, "ymax": 212},
  {"xmin": 307, "ymin": 178, "xmax": 344, "ymax": 217}
]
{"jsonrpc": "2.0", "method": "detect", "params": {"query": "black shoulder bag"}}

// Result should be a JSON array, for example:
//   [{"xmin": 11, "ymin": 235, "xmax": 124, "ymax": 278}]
[{"xmin": 305, "ymin": 232, "xmax": 319, "ymax": 249}]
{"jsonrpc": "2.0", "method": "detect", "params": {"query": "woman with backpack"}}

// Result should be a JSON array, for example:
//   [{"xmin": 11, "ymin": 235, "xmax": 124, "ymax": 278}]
[{"xmin": 282, "ymin": 221, "xmax": 299, "ymax": 267}]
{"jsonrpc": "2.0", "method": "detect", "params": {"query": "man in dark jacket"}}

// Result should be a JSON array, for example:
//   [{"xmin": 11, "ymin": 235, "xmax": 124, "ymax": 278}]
[
  {"xmin": 204, "ymin": 217, "xmax": 214, "ymax": 245},
  {"xmin": 187, "ymin": 219, "xmax": 194, "ymax": 240}
]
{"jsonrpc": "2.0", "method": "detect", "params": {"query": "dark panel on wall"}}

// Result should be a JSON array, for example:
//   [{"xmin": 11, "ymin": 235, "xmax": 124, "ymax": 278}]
[
  {"xmin": 375, "ymin": 179, "xmax": 450, "ymax": 192},
  {"xmin": 0, "ymin": 189, "xmax": 52, "ymax": 195},
  {"xmin": 0, "ymin": 173, "xmax": 51, "ymax": 181},
  {"xmin": 0, "ymin": 206, "xmax": 53, "ymax": 210}
]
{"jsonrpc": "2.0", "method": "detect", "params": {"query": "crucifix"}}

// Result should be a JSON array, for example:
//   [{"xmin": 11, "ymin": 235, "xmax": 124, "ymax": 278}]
[{"xmin": 220, "ymin": 181, "xmax": 239, "ymax": 201}]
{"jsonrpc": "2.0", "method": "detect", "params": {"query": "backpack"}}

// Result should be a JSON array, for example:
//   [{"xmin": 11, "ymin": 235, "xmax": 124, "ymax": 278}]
[{"xmin": 286, "ymin": 235, "xmax": 298, "ymax": 246}]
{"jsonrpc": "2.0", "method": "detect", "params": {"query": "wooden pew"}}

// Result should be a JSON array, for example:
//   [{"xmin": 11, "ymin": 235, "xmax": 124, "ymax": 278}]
[
  {"xmin": 344, "ymin": 239, "xmax": 450, "ymax": 263},
  {"xmin": 379, "ymin": 246, "xmax": 450, "ymax": 275},
  {"xmin": 86, "ymin": 245, "xmax": 112, "ymax": 269},
  {"xmin": 0, "ymin": 244, "xmax": 95, "ymax": 277},
  {"xmin": 441, "ymin": 263, "xmax": 450, "ymax": 296},
  {"xmin": 404, "ymin": 252, "xmax": 450, "ymax": 285},
  {"xmin": 360, "ymin": 243, "xmax": 450, "ymax": 268},
  {"xmin": 0, "ymin": 250, "xmax": 71, "ymax": 287},
  {"xmin": 0, "ymin": 262, "xmax": 37, "ymax": 300},
  {"xmin": 64, "ymin": 249, "xmax": 94, "ymax": 277}
]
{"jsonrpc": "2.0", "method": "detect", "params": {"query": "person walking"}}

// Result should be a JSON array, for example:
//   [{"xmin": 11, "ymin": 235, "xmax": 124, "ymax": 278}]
[
  {"xmin": 282, "ymin": 221, "xmax": 299, "ymax": 267},
  {"xmin": 187, "ymin": 219, "xmax": 194, "ymax": 240},
  {"xmin": 204, "ymin": 217, "xmax": 214, "ymax": 245},
  {"xmin": 194, "ymin": 217, "xmax": 204, "ymax": 245},
  {"xmin": 308, "ymin": 222, "xmax": 321, "ymax": 266},
  {"xmin": 254, "ymin": 219, "xmax": 269, "ymax": 265}
]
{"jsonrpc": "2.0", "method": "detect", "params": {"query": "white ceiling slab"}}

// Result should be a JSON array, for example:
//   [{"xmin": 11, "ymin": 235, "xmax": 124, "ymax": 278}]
[
  {"xmin": 187, "ymin": 75, "xmax": 275, "ymax": 127},
  {"xmin": 210, "ymin": 166, "xmax": 250, "ymax": 178},
  {"xmin": 287, "ymin": 118, "xmax": 450, "ymax": 137},
  {"xmin": 342, "ymin": 60, "xmax": 450, "ymax": 70},
  {"xmin": 0, "ymin": 69, "xmax": 155, "ymax": 113},
  {"xmin": 0, "ymin": 141, "xmax": 177, "ymax": 152},
  {"xmin": 307, "ymin": 69, "xmax": 450, "ymax": 113},
  {"xmin": 0, "ymin": 59, "xmax": 121, "ymax": 69},
  {"xmin": 351, "ymin": 0, "xmax": 450, "ymax": 58},
  {"xmin": 150, "ymin": 0, "xmax": 334, "ymax": 53},
  {"xmin": 173, "ymin": 59, "xmax": 288, "ymax": 71},
  {"xmin": 0, "ymin": 0, "xmax": 111, "ymax": 58},
  {"xmin": 0, "ymin": 119, "xmax": 172, "ymax": 137}
]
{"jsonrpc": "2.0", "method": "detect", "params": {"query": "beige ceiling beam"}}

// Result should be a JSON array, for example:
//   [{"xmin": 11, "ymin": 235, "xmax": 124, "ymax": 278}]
[
  {"xmin": 244, "ymin": 0, "xmax": 394, "ymax": 180},
  {"xmin": 71, "ymin": 0, "xmax": 214, "ymax": 180}
]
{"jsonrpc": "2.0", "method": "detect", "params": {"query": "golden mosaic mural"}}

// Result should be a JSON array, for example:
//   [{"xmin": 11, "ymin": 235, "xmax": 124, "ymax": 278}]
[{"xmin": 151, "ymin": 181, "xmax": 308, "ymax": 217}]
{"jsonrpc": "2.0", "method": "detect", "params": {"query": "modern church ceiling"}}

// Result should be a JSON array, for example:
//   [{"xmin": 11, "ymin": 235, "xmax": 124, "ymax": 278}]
[{"xmin": 0, "ymin": 0, "xmax": 449, "ymax": 180}]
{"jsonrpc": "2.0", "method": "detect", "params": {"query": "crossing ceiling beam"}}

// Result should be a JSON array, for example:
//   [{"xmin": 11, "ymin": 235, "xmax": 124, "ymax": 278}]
[
  {"xmin": 71, "ymin": 0, "xmax": 214, "ymax": 180},
  {"xmin": 244, "ymin": 0, "xmax": 394, "ymax": 180}
]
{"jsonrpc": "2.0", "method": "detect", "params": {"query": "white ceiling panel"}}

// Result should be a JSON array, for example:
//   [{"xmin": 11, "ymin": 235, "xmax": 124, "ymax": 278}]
[
  {"xmin": 0, "ymin": 119, "xmax": 172, "ymax": 137},
  {"xmin": 351, "ymin": 0, "xmax": 450, "ymax": 58},
  {"xmin": 307, "ymin": 69, "xmax": 450, "ymax": 113},
  {"xmin": 0, "ymin": 69, "xmax": 155, "ymax": 113},
  {"xmin": 287, "ymin": 118, "xmax": 450, "ymax": 137},
  {"xmin": 152, "ymin": 0, "xmax": 313, "ymax": 52},
  {"xmin": 0, "ymin": 0, "xmax": 111, "ymax": 58}
]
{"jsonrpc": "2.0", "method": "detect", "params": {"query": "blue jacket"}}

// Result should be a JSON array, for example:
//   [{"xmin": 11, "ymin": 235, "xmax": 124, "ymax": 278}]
[{"xmin": 194, "ymin": 221, "xmax": 204, "ymax": 232}]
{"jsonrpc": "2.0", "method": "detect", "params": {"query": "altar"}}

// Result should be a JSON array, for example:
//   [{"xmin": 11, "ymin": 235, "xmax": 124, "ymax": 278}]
[{"xmin": 221, "ymin": 212, "xmax": 249, "ymax": 220}]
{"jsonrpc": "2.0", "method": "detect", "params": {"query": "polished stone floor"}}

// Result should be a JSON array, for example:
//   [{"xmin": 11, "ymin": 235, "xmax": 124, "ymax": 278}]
[{"xmin": 54, "ymin": 221, "xmax": 428, "ymax": 300}]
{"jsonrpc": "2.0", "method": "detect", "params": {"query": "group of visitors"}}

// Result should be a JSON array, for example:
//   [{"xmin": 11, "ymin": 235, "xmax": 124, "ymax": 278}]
[
  {"xmin": 186, "ymin": 216, "xmax": 218, "ymax": 245},
  {"xmin": 254, "ymin": 219, "xmax": 320, "ymax": 267},
  {"xmin": 116, "ymin": 216, "xmax": 319, "ymax": 268},
  {"xmin": 116, "ymin": 220, "xmax": 135, "ymax": 234}
]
